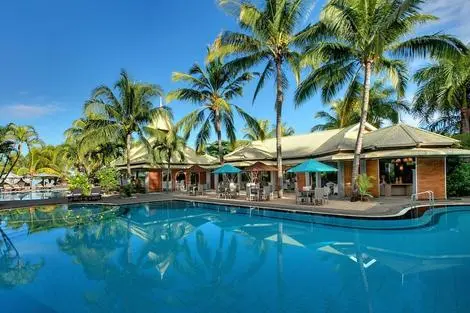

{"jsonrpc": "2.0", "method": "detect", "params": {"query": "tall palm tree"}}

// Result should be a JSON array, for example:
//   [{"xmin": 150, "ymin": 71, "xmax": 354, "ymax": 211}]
[
  {"xmin": 145, "ymin": 125, "xmax": 186, "ymax": 192},
  {"xmin": 312, "ymin": 80, "xmax": 409, "ymax": 131},
  {"xmin": 0, "ymin": 125, "xmax": 17, "ymax": 186},
  {"xmin": 83, "ymin": 70, "xmax": 168, "ymax": 178},
  {"xmin": 6, "ymin": 124, "xmax": 43, "ymax": 170},
  {"xmin": 243, "ymin": 119, "xmax": 270, "ymax": 141},
  {"xmin": 168, "ymin": 55, "xmax": 258, "ymax": 164},
  {"xmin": 311, "ymin": 100, "xmax": 358, "ymax": 131},
  {"xmin": 213, "ymin": 0, "xmax": 314, "ymax": 197},
  {"xmin": 269, "ymin": 122, "xmax": 295, "ymax": 137},
  {"xmin": 295, "ymin": 0, "xmax": 466, "ymax": 199},
  {"xmin": 413, "ymin": 49, "xmax": 470, "ymax": 134}
]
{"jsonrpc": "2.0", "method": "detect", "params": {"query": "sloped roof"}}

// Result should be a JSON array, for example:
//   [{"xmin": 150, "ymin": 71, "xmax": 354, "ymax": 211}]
[
  {"xmin": 362, "ymin": 124, "xmax": 459, "ymax": 150},
  {"xmin": 128, "ymin": 144, "xmax": 216, "ymax": 166},
  {"xmin": 149, "ymin": 115, "xmax": 171, "ymax": 132},
  {"xmin": 313, "ymin": 123, "xmax": 377, "ymax": 156},
  {"xmin": 362, "ymin": 148, "xmax": 470, "ymax": 159},
  {"xmin": 225, "ymin": 128, "xmax": 343, "ymax": 161}
]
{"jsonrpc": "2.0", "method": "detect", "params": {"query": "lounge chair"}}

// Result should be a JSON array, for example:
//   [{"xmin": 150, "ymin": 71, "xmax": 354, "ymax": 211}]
[
  {"xmin": 67, "ymin": 188, "xmax": 83, "ymax": 202},
  {"xmin": 89, "ymin": 187, "xmax": 102, "ymax": 201},
  {"xmin": 314, "ymin": 188, "xmax": 324, "ymax": 205},
  {"xmin": 296, "ymin": 190, "xmax": 309, "ymax": 205}
]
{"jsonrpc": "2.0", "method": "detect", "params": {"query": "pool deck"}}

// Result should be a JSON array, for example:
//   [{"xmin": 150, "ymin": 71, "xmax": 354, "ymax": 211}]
[{"xmin": 1, "ymin": 190, "xmax": 469, "ymax": 218}]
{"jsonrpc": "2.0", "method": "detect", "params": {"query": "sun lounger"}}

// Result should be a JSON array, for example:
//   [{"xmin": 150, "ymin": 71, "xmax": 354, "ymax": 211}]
[
  {"xmin": 89, "ymin": 187, "xmax": 102, "ymax": 201},
  {"xmin": 67, "ymin": 188, "xmax": 83, "ymax": 202}
]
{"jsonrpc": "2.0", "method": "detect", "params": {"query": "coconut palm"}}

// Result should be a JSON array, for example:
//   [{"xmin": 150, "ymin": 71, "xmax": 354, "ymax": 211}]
[
  {"xmin": 168, "ymin": 55, "xmax": 259, "ymax": 164},
  {"xmin": 295, "ymin": 0, "xmax": 466, "ymax": 199},
  {"xmin": 269, "ymin": 122, "xmax": 295, "ymax": 137},
  {"xmin": 243, "ymin": 119, "xmax": 270, "ymax": 141},
  {"xmin": 312, "ymin": 100, "xmax": 358, "ymax": 131},
  {"xmin": 0, "ymin": 126, "xmax": 17, "ymax": 185},
  {"xmin": 212, "ymin": 0, "xmax": 314, "ymax": 197},
  {"xmin": 413, "ymin": 49, "xmax": 470, "ymax": 134},
  {"xmin": 313, "ymin": 80, "xmax": 409, "ymax": 131},
  {"xmin": 83, "ymin": 70, "xmax": 168, "ymax": 178},
  {"xmin": 145, "ymin": 125, "xmax": 186, "ymax": 192},
  {"xmin": 5, "ymin": 124, "xmax": 43, "ymax": 174}
]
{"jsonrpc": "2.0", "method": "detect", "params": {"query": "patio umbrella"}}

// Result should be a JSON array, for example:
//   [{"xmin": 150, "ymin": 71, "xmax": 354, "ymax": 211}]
[
  {"xmin": 287, "ymin": 159, "xmax": 337, "ymax": 173},
  {"xmin": 213, "ymin": 164, "xmax": 242, "ymax": 174}
]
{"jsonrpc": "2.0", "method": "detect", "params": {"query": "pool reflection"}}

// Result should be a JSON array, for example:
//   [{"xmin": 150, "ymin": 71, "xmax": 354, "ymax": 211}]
[{"xmin": 0, "ymin": 201, "xmax": 469, "ymax": 313}]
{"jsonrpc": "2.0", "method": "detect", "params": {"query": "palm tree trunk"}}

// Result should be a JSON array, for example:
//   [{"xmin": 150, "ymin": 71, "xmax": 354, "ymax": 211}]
[
  {"xmin": 275, "ymin": 58, "xmax": 284, "ymax": 198},
  {"xmin": 351, "ymin": 60, "xmax": 372, "ymax": 201},
  {"xmin": 461, "ymin": 90, "xmax": 470, "ymax": 133},
  {"xmin": 167, "ymin": 155, "xmax": 171, "ymax": 192},
  {"xmin": 126, "ymin": 133, "xmax": 132, "ymax": 180},
  {"xmin": 215, "ymin": 110, "xmax": 224, "ymax": 165}
]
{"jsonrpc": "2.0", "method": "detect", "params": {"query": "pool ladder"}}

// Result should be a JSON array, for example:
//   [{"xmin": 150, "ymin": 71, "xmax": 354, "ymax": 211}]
[{"xmin": 410, "ymin": 191, "xmax": 435, "ymax": 208}]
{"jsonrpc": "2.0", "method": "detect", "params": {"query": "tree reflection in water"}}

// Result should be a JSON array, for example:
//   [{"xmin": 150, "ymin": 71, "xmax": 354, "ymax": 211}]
[{"xmin": 0, "ymin": 223, "xmax": 44, "ymax": 289}]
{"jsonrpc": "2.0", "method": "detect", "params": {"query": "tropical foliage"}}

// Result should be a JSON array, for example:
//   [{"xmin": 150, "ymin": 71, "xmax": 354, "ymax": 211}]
[
  {"xmin": 213, "ymin": 0, "xmax": 316, "ymax": 197},
  {"xmin": 243, "ymin": 120, "xmax": 295, "ymax": 141},
  {"xmin": 68, "ymin": 173, "xmax": 91, "ymax": 195},
  {"xmin": 82, "ymin": 70, "xmax": 169, "ymax": 177},
  {"xmin": 145, "ymin": 123, "xmax": 187, "ymax": 191},
  {"xmin": 96, "ymin": 167, "xmax": 119, "ymax": 193},
  {"xmin": 295, "ymin": 0, "xmax": 466, "ymax": 199},
  {"xmin": 168, "ymin": 53, "xmax": 258, "ymax": 164},
  {"xmin": 312, "ymin": 80, "xmax": 409, "ymax": 131},
  {"xmin": 447, "ymin": 162, "xmax": 470, "ymax": 197},
  {"xmin": 413, "ymin": 47, "xmax": 470, "ymax": 134}
]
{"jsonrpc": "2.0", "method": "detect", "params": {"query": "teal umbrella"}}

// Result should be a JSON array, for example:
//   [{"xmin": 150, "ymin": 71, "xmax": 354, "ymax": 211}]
[
  {"xmin": 287, "ymin": 159, "xmax": 337, "ymax": 173},
  {"xmin": 213, "ymin": 164, "xmax": 242, "ymax": 174}
]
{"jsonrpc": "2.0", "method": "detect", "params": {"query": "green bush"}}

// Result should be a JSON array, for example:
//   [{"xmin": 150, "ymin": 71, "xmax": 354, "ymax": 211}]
[
  {"xmin": 120, "ymin": 184, "xmax": 135, "ymax": 198},
  {"xmin": 447, "ymin": 163, "xmax": 470, "ymax": 197},
  {"xmin": 357, "ymin": 174, "xmax": 373, "ymax": 201},
  {"xmin": 68, "ymin": 173, "xmax": 91, "ymax": 195},
  {"xmin": 96, "ymin": 167, "xmax": 119, "ymax": 193}
]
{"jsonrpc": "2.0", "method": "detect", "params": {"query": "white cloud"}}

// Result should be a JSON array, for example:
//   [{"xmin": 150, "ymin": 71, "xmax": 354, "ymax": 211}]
[
  {"xmin": 422, "ymin": 0, "xmax": 470, "ymax": 42},
  {"xmin": 3, "ymin": 104, "xmax": 61, "ymax": 119}
]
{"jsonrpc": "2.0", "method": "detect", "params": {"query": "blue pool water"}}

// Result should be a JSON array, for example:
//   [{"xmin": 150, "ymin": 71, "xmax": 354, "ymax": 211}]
[{"xmin": 0, "ymin": 201, "xmax": 469, "ymax": 313}]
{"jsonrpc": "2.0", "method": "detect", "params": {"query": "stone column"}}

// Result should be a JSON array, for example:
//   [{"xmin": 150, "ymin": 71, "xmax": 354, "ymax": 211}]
[{"xmin": 316, "ymin": 172, "xmax": 322, "ymax": 188}]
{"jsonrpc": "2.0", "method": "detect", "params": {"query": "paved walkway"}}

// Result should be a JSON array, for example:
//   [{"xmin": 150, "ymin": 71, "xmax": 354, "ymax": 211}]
[{"xmin": 2, "ymin": 190, "xmax": 468, "ymax": 218}]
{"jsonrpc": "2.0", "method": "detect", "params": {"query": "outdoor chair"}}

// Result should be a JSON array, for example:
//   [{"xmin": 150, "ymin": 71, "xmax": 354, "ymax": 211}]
[
  {"xmin": 322, "ymin": 187, "xmax": 330, "ymax": 204},
  {"xmin": 314, "ymin": 188, "xmax": 324, "ymax": 205},
  {"xmin": 67, "ymin": 188, "xmax": 83, "ymax": 202},
  {"xmin": 296, "ymin": 190, "xmax": 309, "ymax": 205},
  {"xmin": 262, "ymin": 185, "xmax": 273, "ymax": 201},
  {"xmin": 229, "ymin": 183, "xmax": 238, "ymax": 199},
  {"xmin": 89, "ymin": 187, "xmax": 102, "ymax": 201},
  {"xmin": 197, "ymin": 184, "xmax": 204, "ymax": 196},
  {"xmin": 247, "ymin": 186, "xmax": 258, "ymax": 201},
  {"xmin": 217, "ymin": 185, "xmax": 226, "ymax": 199}
]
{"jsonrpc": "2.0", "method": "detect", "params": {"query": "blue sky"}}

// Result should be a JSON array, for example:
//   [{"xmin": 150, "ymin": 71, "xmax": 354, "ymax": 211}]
[{"xmin": 0, "ymin": 0, "xmax": 468, "ymax": 146}]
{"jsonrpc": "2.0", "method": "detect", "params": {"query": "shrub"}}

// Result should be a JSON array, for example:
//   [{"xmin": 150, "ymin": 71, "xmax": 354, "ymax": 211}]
[
  {"xmin": 68, "ymin": 173, "xmax": 91, "ymax": 195},
  {"xmin": 120, "ymin": 183, "xmax": 135, "ymax": 198},
  {"xmin": 357, "ymin": 174, "xmax": 373, "ymax": 201},
  {"xmin": 447, "ymin": 163, "xmax": 470, "ymax": 197},
  {"xmin": 96, "ymin": 167, "xmax": 119, "ymax": 193}
]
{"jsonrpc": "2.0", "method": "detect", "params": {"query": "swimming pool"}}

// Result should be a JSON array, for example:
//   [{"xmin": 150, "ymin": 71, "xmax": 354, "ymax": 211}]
[
  {"xmin": 0, "ymin": 201, "xmax": 469, "ymax": 313},
  {"xmin": 0, "ymin": 189, "xmax": 67, "ymax": 201}
]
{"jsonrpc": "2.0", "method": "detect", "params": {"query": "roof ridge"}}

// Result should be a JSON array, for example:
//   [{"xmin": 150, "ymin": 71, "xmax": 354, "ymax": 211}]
[{"xmin": 399, "ymin": 123, "xmax": 422, "ymax": 144}]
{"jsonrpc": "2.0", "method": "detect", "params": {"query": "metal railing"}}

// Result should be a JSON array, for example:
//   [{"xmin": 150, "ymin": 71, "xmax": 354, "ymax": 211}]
[{"xmin": 410, "ymin": 190, "xmax": 435, "ymax": 208}]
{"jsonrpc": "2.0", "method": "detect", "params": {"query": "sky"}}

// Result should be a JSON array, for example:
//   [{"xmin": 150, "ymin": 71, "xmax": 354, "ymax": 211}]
[{"xmin": 0, "ymin": 0, "xmax": 468, "ymax": 146}]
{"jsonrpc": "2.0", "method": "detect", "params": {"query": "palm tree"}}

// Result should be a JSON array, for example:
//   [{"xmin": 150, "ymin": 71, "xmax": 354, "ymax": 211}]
[
  {"xmin": 312, "ymin": 80, "xmax": 409, "ymax": 131},
  {"xmin": 243, "ymin": 119, "xmax": 295, "ymax": 140},
  {"xmin": 413, "ymin": 49, "xmax": 470, "ymax": 133},
  {"xmin": 168, "ymin": 55, "xmax": 258, "ymax": 164},
  {"xmin": 0, "ymin": 125, "xmax": 17, "ymax": 185},
  {"xmin": 146, "ymin": 125, "xmax": 186, "ymax": 192},
  {"xmin": 269, "ymin": 122, "xmax": 295, "ymax": 137},
  {"xmin": 5, "ymin": 124, "xmax": 43, "ymax": 172},
  {"xmin": 212, "ymin": 0, "xmax": 314, "ymax": 197},
  {"xmin": 243, "ymin": 119, "xmax": 270, "ymax": 141},
  {"xmin": 295, "ymin": 0, "xmax": 466, "ymax": 199},
  {"xmin": 311, "ymin": 100, "xmax": 358, "ymax": 131},
  {"xmin": 83, "ymin": 70, "xmax": 168, "ymax": 178}
]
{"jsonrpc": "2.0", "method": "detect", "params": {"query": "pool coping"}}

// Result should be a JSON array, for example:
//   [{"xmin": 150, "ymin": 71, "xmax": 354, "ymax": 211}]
[{"xmin": 1, "ymin": 193, "xmax": 469, "ymax": 220}]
